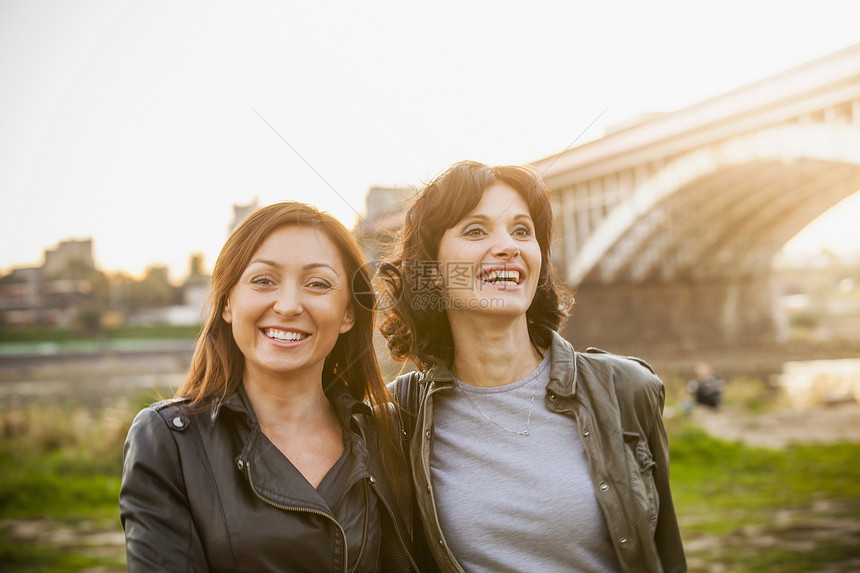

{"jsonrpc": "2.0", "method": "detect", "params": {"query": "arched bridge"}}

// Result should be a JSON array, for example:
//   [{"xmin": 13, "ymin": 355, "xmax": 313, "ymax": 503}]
[{"xmin": 532, "ymin": 43, "xmax": 860, "ymax": 355}]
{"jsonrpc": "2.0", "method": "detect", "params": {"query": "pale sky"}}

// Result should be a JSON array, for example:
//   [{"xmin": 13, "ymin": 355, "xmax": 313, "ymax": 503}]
[{"xmin": 2, "ymin": 1, "xmax": 860, "ymax": 281}]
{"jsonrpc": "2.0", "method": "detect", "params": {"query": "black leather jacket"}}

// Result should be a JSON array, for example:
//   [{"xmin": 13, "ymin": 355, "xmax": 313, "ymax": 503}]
[{"xmin": 120, "ymin": 382, "xmax": 418, "ymax": 572}]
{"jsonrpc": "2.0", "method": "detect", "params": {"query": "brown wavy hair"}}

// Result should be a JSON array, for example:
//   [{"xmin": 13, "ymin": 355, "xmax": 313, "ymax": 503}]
[
  {"xmin": 177, "ymin": 202, "xmax": 397, "ymax": 455},
  {"xmin": 379, "ymin": 160, "xmax": 571, "ymax": 370}
]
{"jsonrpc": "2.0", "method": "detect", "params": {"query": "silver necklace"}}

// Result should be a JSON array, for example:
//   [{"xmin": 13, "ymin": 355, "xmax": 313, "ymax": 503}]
[{"xmin": 456, "ymin": 373, "xmax": 540, "ymax": 436}]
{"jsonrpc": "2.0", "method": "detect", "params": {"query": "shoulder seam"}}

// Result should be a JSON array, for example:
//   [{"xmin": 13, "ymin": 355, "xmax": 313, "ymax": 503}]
[
  {"xmin": 150, "ymin": 397, "xmax": 191, "ymax": 411},
  {"xmin": 581, "ymin": 347, "xmax": 656, "ymax": 375},
  {"xmin": 151, "ymin": 398, "xmax": 193, "ymax": 431}
]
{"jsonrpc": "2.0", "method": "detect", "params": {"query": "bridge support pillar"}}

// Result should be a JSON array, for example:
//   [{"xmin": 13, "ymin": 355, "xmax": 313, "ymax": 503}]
[{"xmin": 561, "ymin": 273, "xmax": 778, "ymax": 356}]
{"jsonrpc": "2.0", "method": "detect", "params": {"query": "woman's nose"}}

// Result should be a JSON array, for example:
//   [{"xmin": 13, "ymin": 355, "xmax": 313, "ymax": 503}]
[
  {"xmin": 492, "ymin": 234, "xmax": 521, "ymax": 259},
  {"xmin": 273, "ymin": 286, "xmax": 302, "ymax": 315}
]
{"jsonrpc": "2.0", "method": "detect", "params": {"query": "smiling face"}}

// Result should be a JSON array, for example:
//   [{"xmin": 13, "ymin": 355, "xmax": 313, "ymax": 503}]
[
  {"xmin": 221, "ymin": 225, "xmax": 355, "ymax": 384},
  {"xmin": 436, "ymin": 183, "xmax": 542, "ymax": 318}
]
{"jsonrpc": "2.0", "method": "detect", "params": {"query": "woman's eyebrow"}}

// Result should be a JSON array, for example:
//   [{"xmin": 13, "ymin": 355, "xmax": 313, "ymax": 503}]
[
  {"xmin": 247, "ymin": 260, "xmax": 339, "ymax": 275},
  {"xmin": 462, "ymin": 213, "xmax": 533, "ymax": 223},
  {"xmin": 460, "ymin": 213, "xmax": 492, "ymax": 223},
  {"xmin": 247, "ymin": 258, "xmax": 281, "ymax": 268},
  {"xmin": 302, "ymin": 263, "xmax": 339, "ymax": 275}
]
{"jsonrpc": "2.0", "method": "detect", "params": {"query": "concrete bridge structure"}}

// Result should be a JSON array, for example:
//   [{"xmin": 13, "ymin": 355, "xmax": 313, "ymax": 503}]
[{"xmin": 532, "ymin": 43, "xmax": 860, "ymax": 356}]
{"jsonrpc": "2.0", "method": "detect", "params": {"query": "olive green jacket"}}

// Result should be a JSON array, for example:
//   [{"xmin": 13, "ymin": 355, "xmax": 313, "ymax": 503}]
[{"xmin": 398, "ymin": 331, "xmax": 687, "ymax": 573}]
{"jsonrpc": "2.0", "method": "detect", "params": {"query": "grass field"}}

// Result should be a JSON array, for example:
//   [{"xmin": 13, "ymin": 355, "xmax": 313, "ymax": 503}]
[
  {"xmin": 669, "ymin": 423, "xmax": 860, "ymax": 571},
  {"xmin": 0, "ymin": 325, "xmax": 201, "ymax": 345},
  {"xmin": 0, "ymin": 395, "xmax": 858, "ymax": 571}
]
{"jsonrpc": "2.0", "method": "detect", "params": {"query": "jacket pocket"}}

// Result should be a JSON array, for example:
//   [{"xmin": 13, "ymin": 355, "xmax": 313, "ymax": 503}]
[{"xmin": 623, "ymin": 431, "xmax": 659, "ymax": 533}]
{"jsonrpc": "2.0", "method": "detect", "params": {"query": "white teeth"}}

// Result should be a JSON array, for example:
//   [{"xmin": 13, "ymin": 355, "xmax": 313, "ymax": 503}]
[
  {"xmin": 483, "ymin": 270, "xmax": 520, "ymax": 284},
  {"xmin": 264, "ymin": 328, "xmax": 308, "ymax": 341}
]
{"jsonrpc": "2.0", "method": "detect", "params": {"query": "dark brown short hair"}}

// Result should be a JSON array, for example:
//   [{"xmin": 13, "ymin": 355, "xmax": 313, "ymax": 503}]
[{"xmin": 379, "ymin": 160, "xmax": 571, "ymax": 369}]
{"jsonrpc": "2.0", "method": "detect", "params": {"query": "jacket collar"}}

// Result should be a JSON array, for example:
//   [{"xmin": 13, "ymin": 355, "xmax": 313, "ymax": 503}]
[
  {"xmin": 546, "ymin": 330, "xmax": 578, "ymax": 397},
  {"xmin": 324, "ymin": 379, "xmax": 374, "ymax": 427},
  {"xmin": 209, "ymin": 388, "xmax": 247, "ymax": 424},
  {"xmin": 422, "ymin": 361, "xmax": 455, "ymax": 387},
  {"xmin": 208, "ymin": 378, "xmax": 373, "ymax": 428}
]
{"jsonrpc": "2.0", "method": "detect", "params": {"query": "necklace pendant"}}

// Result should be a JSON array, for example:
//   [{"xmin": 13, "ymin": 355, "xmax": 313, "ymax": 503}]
[{"xmin": 457, "ymin": 376, "xmax": 539, "ymax": 438}]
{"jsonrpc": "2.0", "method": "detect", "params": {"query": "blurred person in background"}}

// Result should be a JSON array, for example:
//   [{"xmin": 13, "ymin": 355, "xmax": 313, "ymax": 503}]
[
  {"xmin": 685, "ymin": 361, "xmax": 724, "ymax": 410},
  {"xmin": 378, "ymin": 161, "xmax": 686, "ymax": 572},
  {"xmin": 120, "ymin": 202, "xmax": 421, "ymax": 572}
]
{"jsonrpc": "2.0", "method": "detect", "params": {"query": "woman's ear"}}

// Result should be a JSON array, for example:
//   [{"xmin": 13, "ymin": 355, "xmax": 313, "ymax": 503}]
[
  {"xmin": 221, "ymin": 301, "xmax": 233, "ymax": 324},
  {"xmin": 339, "ymin": 304, "xmax": 355, "ymax": 334}
]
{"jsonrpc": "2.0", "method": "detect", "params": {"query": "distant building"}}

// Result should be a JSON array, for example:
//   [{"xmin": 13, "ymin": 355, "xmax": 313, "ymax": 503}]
[
  {"xmin": 171, "ymin": 255, "xmax": 211, "ymax": 326},
  {"xmin": 364, "ymin": 187, "xmax": 404, "ymax": 225},
  {"xmin": 146, "ymin": 265, "xmax": 171, "ymax": 285},
  {"xmin": 354, "ymin": 186, "xmax": 410, "ymax": 263},
  {"xmin": 0, "ymin": 267, "xmax": 44, "ymax": 325},
  {"xmin": 0, "ymin": 239, "xmax": 96, "ymax": 327},
  {"xmin": 181, "ymin": 281, "xmax": 210, "ymax": 323},
  {"xmin": 229, "ymin": 198, "xmax": 259, "ymax": 235},
  {"xmin": 182, "ymin": 253, "xmax": 211, "ymax": 321},
  {"xmin": 42, "ymin": 238, "xmax": 94, "ymax": 277}
]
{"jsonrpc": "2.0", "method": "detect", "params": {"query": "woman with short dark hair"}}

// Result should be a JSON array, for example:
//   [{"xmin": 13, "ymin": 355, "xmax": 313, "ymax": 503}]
[{"xmin": 380, "ymin": 161, "xmax": 686, "ymax": 572}]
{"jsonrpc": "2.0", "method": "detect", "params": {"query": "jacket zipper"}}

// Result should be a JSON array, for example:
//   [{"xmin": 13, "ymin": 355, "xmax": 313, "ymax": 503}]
[
  {"xmin": 244, "ymin": 460, "xmax": 351, "ymax": 573},
  {"xmin": 354, "ymin": 412, "xmax": 420, "ymax": 572},
  {"xmin": 368, "ymin": 474, "xmax": 420, "ymax": 572},
  {"xmin": 350, "ymin": 480, "xmax": 370, "ymax": 573}
]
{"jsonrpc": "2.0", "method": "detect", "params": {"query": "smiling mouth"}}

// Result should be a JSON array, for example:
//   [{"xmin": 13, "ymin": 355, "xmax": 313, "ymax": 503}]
[
  {"xmin": 479, "ymin": 269, "xmax": 521, "ymax": 286},
  {"xmin": 263, "ymin": 328, "xmax": 309, "ymax": 342}
]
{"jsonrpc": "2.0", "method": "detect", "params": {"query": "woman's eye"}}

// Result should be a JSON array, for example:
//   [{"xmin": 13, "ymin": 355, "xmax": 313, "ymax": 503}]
[
  {"xmin": 308, "ymin": 279, "xmax": 333, "ymax": 290},
  {"xmin": 512, "ymin": 226, "xmax": 532, "ymax": 238},
  {"xmin": 463, "ymin": 226, "xmax": 486, "ymax": 237},
  {"xmin": 251, "ymin": 276, "xmax": 274, "ymax": 286}
]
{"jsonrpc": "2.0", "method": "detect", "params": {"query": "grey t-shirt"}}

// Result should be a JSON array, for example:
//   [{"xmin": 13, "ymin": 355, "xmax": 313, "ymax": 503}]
[{"xmin": 430, "ymin": 350, "xmax": 620, "ymax": 572}]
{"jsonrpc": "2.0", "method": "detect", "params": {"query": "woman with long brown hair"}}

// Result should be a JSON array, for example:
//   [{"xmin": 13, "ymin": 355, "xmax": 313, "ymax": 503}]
[
  {"xmin": 380, "ymin": 161, "xmax": 686, "ymax": 572},
  {"xmin": 120, "ymin": 201, "xmax": 419, "ymax": 572}
]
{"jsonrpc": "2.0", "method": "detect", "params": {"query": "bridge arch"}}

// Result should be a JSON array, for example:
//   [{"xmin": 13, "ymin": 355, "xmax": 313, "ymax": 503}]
[
  {"xmin": 570, "ymin": 123, "xmax": 860, "ymax": 286},
  {"xmin": 532, "ymin": 44, "xmax": 860, "ymax": 355}
]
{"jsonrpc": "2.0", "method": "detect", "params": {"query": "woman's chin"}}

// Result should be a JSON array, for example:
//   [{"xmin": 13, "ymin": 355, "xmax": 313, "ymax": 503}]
[{"xmin": 447, "ymin": 296, "xmax": 530, "ymax": 319}]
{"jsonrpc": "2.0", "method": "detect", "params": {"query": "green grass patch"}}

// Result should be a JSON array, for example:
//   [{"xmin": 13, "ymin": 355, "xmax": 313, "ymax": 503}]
[
  {"xmin": 670, "ymin": 425, "xmax": 860, "ymax": 514},
  {"xmin": 0, "ymin": 405, "xmax": 128, "ymax": 571},
  {"xmin": 1, "ymin": 395, "xmax": 857, "ymax": 572},
  {"xmin": 0, "ymin": 538, "xmax": 125, "ymax": 573},
  {"xmin": 102, "ymin": 324, "xmax": 202, "ymax": 340},
  {"xmin": 700, "ymin": 536, "xmax": 860, "ymax": 573},
  {"xmin": 0, "ymin": 324, "xmax": 201, "ymax": 344},
  {"xmin": 669, "ymin": 425, "xmax": 860, "ymax": 571},
  {"xmin": 0, "ymin": 474, "xmax": 120, "ymax": 520},
  {"xmin": 0, "ymin": 405, "xmax": 129, "ymax": 520}
]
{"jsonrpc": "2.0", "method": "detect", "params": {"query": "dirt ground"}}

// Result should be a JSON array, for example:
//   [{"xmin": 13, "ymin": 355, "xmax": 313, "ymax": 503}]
[
  {"xmin": 3, "ymin": 401, "xmax": 858, "ymax": 572},
  {"xmin": 688, "ymin": 400, "xmax": 860, "ymax": 449},
  {"xmin": 681, "ymin": 400, "xmax": 860, "ymax": 572}
]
